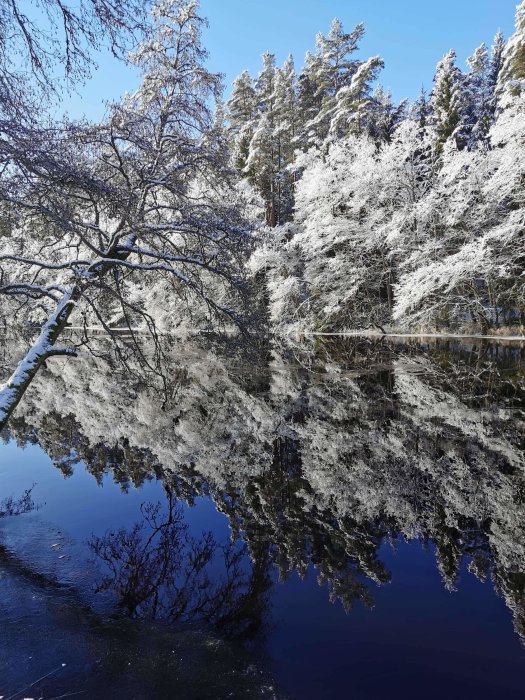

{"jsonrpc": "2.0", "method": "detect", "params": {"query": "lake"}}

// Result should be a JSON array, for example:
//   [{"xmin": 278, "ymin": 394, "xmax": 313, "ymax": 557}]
[{"xmin": 1, "ymin": 336, "xmax": 525, "ymax": 699}]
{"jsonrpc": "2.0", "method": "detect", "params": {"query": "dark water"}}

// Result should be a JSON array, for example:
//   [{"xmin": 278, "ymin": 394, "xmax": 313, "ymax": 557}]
[{"xmin": 1, "ymin": 337, "xmax": 525, "ymax": 699}]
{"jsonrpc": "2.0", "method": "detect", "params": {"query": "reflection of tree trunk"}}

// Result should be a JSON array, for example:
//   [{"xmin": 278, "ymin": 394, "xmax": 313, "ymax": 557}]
[{"xmin": 0, "ymin": 286, "xmax": 79, "ymax": 430}]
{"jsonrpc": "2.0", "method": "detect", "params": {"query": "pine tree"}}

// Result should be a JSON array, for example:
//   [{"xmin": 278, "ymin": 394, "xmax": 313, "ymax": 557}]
[
  {"xmin": 255, "ymin": 52, "xmax": 277, "ymax": 115},
  {"xmin": 329, "ymin": 57, "xmax": 385, "ymax": 139},
  {"xmin": 229, "ymin": 54, "xmax": 299, "ymax": 226},
  {"xmin": 245, "ymin": 53, "xmax": 280, "ymax": 226},
  {"xmin": 227, "ymin": 70, "xmax": 257, "ymax": 135},
  {"xmin": 301, "ymin": 19, "xmax": 367, "ymax": 146},
  {"xmin": 430, "ymin": 49, "xmax": 465, "ymax": 153},
  {"xmin": 498, "ymin": 1, "xmax": 525, "ymax": 97},
  {"xmin": 297, "ymin": 50, "xmax": 326, "ymax": 148},
  {"xmin": 316, "ymin": 19, "xmax": 365, "ymax": 92},
  {"xmin": 272, "ymin": 55, "xmax": 299, "ymax": 222},
  {"xmin": 227, "ymin": 70, "xmax": 257, "ymax": 172},
  {"xmin": 245, "ymin": 113, "xmax": 277, "ymax": 226},
  {"xmin": 459, "ymin": 43, "xmax": 489, "ymax": 149}
]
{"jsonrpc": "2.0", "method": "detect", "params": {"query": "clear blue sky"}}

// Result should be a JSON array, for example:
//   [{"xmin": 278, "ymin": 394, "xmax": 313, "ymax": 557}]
[{"xmin": 65, "ymin": 0, "xmax": 519, "ymax": 121}]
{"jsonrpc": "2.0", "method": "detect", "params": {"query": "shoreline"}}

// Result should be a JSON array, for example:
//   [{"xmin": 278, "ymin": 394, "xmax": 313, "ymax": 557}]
[{"xmin": 299, "ymin": 331, "xmax": 525, "ymax": 342}]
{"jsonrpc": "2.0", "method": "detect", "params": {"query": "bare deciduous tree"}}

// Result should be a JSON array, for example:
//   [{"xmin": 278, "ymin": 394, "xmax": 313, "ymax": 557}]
[{"xmin": 0, "ymin": 0, "xmax": 151, "ymax": 111}]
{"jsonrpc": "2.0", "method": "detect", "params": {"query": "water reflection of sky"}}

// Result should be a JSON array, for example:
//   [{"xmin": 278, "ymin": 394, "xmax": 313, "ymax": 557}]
[
  {"xmin": 0, "ymin": 439, "xmax": 228, "ymax": 540},
  {"xmin": 270, "ymin": 543, "xmax": 525, "ymax": 699}
]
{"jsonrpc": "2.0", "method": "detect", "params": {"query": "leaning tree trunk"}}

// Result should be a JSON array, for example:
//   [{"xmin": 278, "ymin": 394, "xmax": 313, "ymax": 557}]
[
  {"xmin": 0, "ymin": 287, "xmax": 80, "ymax": 430},
  {"xmin": 0, "ymin": 234, "xmax": 139, "ymax": 430}
]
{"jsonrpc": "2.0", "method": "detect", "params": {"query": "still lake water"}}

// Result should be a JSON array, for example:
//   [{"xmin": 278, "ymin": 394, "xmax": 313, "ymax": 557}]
[{"xmin": 1, "ymin": 336, "xmax": 525, "ymax": 698}]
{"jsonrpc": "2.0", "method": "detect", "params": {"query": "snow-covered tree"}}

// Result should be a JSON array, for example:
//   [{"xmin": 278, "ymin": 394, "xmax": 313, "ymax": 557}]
[
  {"xmin": 245, "ymin": 113, "xmax": 279, "ymax": 226},
  {"xmin": 0, "ymin": 0, "xmax": 150, "ymax": 114},
  {"xmin": 365, "ymin": 86, "xmax": 408, "ymax": 145},
  {"xmin": 458, "ymin": 43, "xmax": 490, "ymax": 149},
  {"xmin": 234, "ymin": 52, "xmax": 299, "ymax": 226},
  {"xmin": 228, "ymin": 17, "xmax": 389, "ymax": 223},
  {"xmin": 272, "ymin": 56, "xmax": 300, "ymax": 223},
  {"xmin": 244, "ymin": 53, "xmax": 280, "ymax": 226},
  {"xmin": 301, "ymin": 20, "xmax": 369, "ymax": 145},
  {"xmin": 244, "ymin": 1, "xmax": 525, "ymax": 336},
  {"xmin": 255, "ymin": 52, "xmax": 277, "ymax": 115},
  {"xmin": 489, "ymin": 31, "xmax": 506, "ymax": 95},
  {"xmin": 329, "ymin": 56, "xmax": 385, "ymax": 139},
  {"xmin": 410, "ymin": 87, "xmax": 431, "ymax": 128},
  {"xmin": 226, "ymin": 70, "xmax": 258, "ymax": 173},
  {"xmin": 498, "ymin": 0, "xmax": 525, "ymax": 97},
  {"xmin": 263, "ymin": 136, "xmax": 395, "ymax": 331},
  {"xmin": 458, "ymin": 36, "xmax": 505, "ymax": 149},
  {"xmin": 0, "ymin": 0, "xmax": 251, "ymax": 427},
  {"xmin": 430, "ymin": 49, "xmax": 465, "ymax": 153},
  {"xmin": 296, "ymin": 50, "xmax": 326, "ymax": 148},
  {"xmin": 316, "ymin": 19, "xmax": 366, "ymax": 92},
  {"xmin": 393, "ymin": 82, "xmax": 525, "ymax": 331}
]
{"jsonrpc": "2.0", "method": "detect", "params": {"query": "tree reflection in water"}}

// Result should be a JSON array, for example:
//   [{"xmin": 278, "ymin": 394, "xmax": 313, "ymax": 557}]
[
  {"xmin": 3, "ymin": 334, "xmax": 525, "ymax": 645},
  {"xmin": 0, "ymin": 484, "xmax": 37, "ymax": 517},
  {"xmin": 88, "ymin": 488, "xmax": 272, "ymax": 640}
]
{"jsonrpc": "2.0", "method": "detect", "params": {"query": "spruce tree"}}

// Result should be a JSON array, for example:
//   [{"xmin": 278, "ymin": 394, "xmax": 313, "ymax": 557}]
[
  {"xmin": 410, "ymin": 87, "xmax": 431, "ymax": 129},
  {"xmin": 368, "ymin": 87, "xmax": 408, "ymax": 144},
  {"xmin": 489, "ymin": 32, "xmax": 506, "ymax": 91},
  {"xmin": 407, "ymin": 88, "xmax": 434, "ymax": 190},
  {"xmin": 457, "ymin": 34, "xmax": 505, "ymax": 147}
]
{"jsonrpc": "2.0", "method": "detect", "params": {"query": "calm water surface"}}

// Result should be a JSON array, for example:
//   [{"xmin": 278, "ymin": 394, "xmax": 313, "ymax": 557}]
[{"xmin": 1, "ymin": 337, "xmax": 525, "ymax": 699}]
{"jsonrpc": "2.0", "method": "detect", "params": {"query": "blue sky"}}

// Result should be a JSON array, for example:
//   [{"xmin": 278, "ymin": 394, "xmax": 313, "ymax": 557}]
[{"xmin": 63, "ymin": 0, "xmax": 519, "ymax": 121}]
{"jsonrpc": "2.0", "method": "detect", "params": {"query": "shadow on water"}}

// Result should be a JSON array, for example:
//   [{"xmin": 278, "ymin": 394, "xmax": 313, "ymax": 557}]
[{"xmin": 2, "ymin": 332, "xmax": 525, "ymax": 697}]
